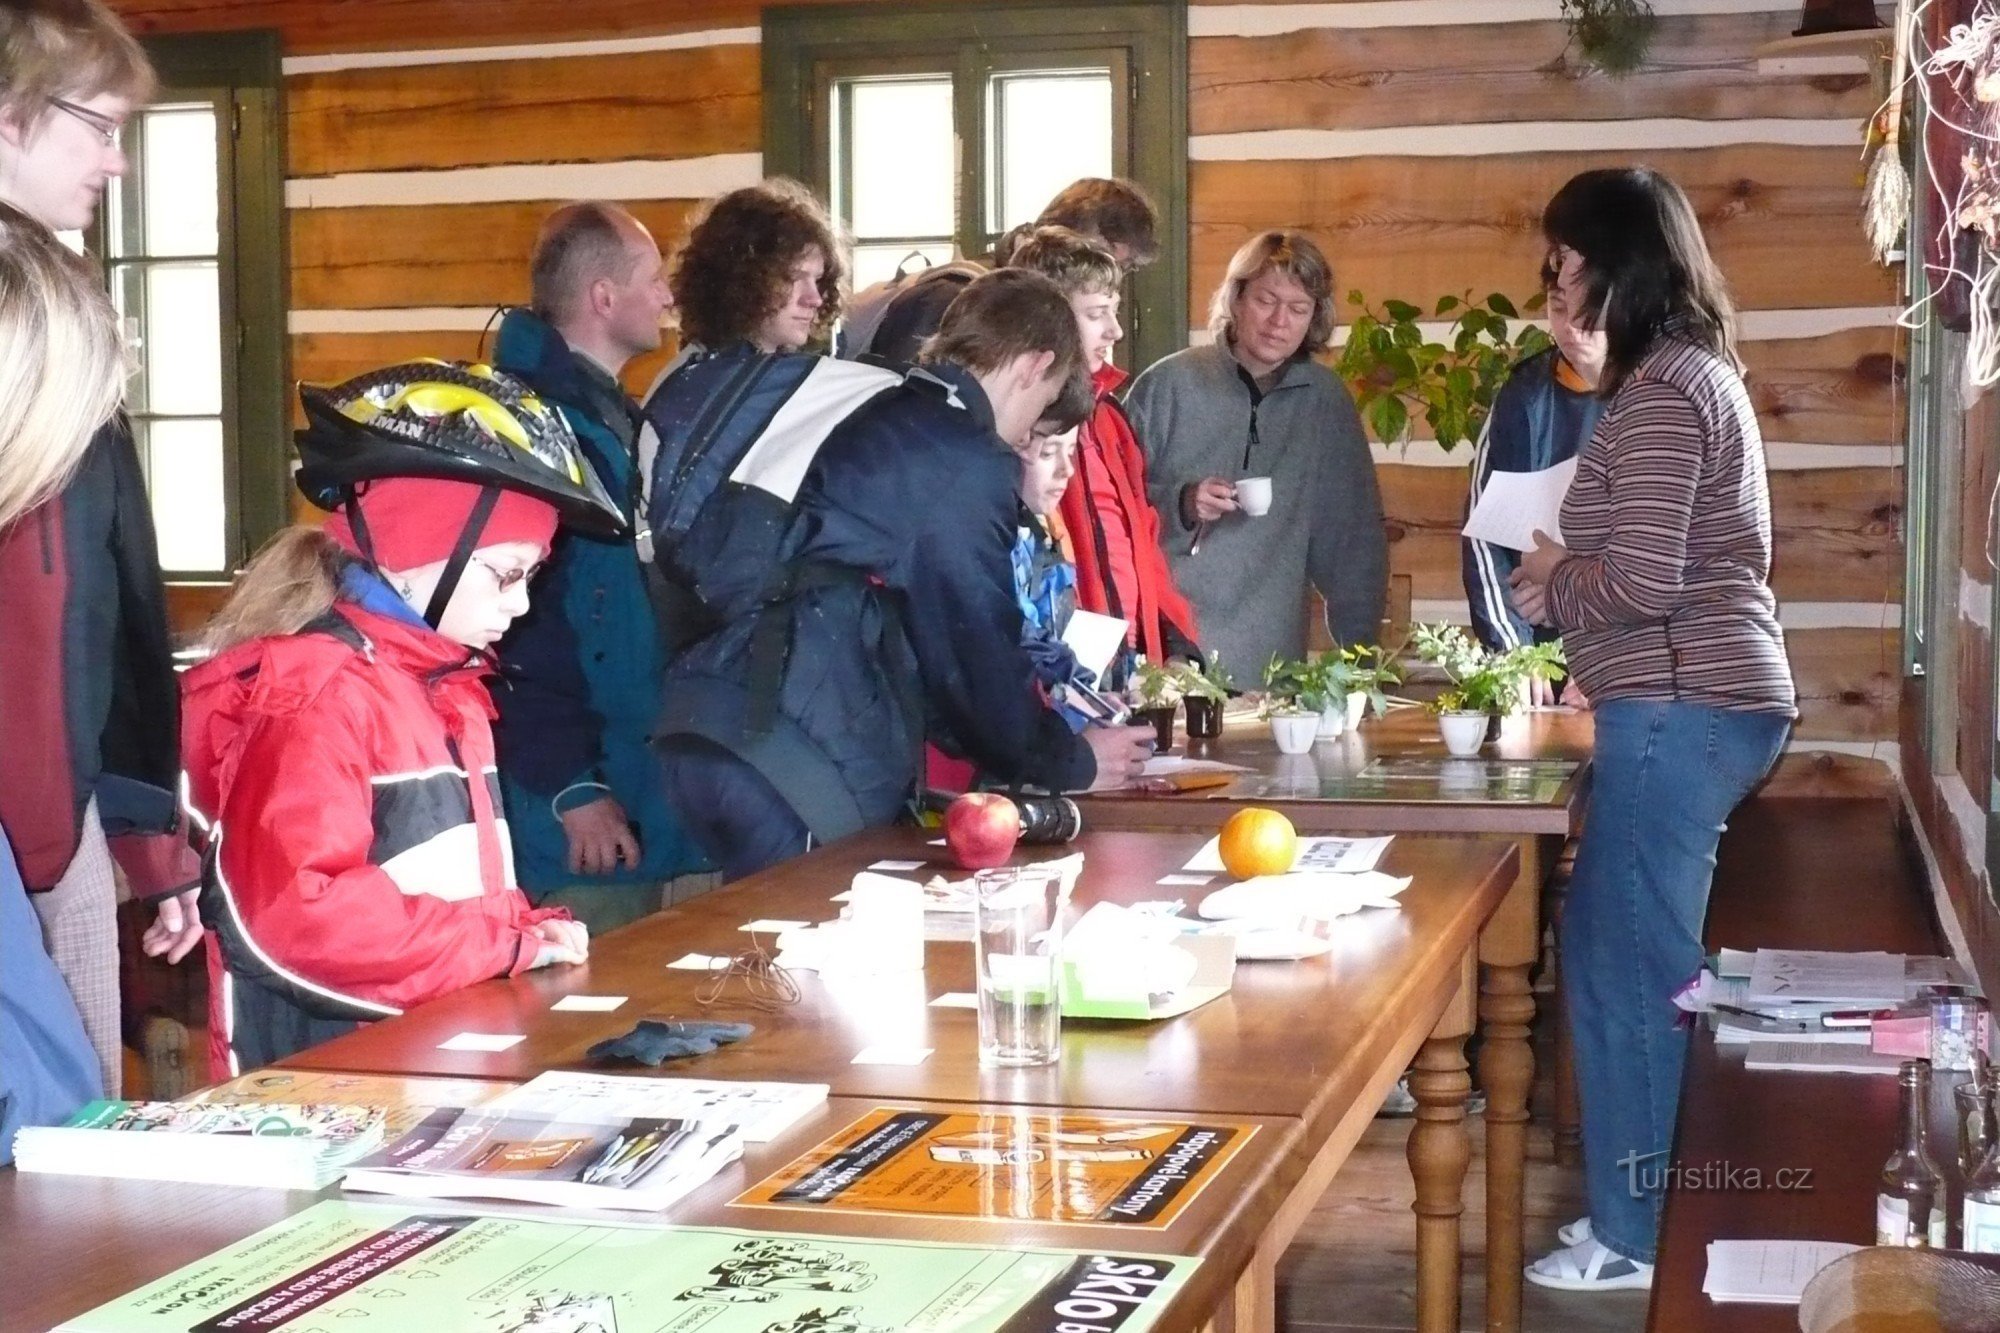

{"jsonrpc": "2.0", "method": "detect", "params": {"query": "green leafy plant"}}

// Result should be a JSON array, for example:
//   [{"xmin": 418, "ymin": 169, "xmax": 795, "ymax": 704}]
[
  {"xmin": 1130, "ymin": 657, "xmax": 1185, "ymax": 710},
  {"xmin": 1312, "ymin": 642, "xmax": 1406, "ymax": 719},
  {"xmin": 1334, "ymin": 290, "xmax": 1553, "ymax": 451},
  {"xmin": 1132, "ymin": 653, "xmax": 1232, "ymax": 708},
  {"xmin": 1183, "ymin": 650, "xmax": 1234, "ymax": 703},
  {"xmin": 1410, "ymin": 624, "xmax": 1567, "ymax": 717},
  {"xmin": 1261, "ymin": 656, "xmax": 1318, "ymax": 716},
  {"xmin": 1561, "ymin": 0, "xmax": 1657, "ymax": 76}
]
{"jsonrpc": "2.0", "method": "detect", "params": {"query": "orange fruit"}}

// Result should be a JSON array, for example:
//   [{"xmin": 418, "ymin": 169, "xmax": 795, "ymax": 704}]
[{"xmin": 1217, "ymin": 808, "xmax": 1298, "ymax": 878}]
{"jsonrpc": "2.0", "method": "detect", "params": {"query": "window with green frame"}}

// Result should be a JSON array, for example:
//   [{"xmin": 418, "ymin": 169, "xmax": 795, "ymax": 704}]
[
  {"xmin": 763, "ymin": 0, "xmax": 1187, "ymax": 375},
  {"xmin": 89, "ymin": 31, "xmax": 287, "ymax": 581}
]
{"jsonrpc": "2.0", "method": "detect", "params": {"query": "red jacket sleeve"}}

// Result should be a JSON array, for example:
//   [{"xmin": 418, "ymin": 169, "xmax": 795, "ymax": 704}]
[{"xmin": 209, "ymin": 710, "xmax": 544, "ymax": 1014}]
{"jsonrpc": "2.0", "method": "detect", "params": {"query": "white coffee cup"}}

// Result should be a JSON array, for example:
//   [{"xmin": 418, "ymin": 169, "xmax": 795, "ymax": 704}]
[{"xmin": 1235, "ymin": 475, "xmax": 1273, "ymax": 517}]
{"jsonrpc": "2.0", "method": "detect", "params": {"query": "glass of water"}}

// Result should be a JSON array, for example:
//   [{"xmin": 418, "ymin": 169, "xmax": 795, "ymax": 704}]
[{"xmin": 973, "ymin": 867, "xmax": 1065, "ymax": 1068}]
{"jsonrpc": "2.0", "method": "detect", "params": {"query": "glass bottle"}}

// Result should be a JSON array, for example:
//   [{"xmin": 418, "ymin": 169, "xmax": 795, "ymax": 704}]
[
  {"xmin": 1878, "ymin": 1059, "xmax": 1947, "ymax": 1248},
  {"xmin": 1967, "ymin": 1071, "xmax": 2000, "ymax": 1253}
]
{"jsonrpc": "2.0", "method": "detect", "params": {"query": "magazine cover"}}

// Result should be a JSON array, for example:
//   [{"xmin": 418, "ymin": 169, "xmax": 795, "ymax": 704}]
[
  {"xmin": 735, "ymin": 1109, "xmax": 1255, "ymax": 1228},
  {"xmin": 188, "ymin": 1070, "xmax": 512, "ymax": 1142},
  {"xmin": 343, "ymin": 1106, "xmax": 740, "ymax": 1210},
  {"xmin": 56, "ymin": 1201, "xmax": 1197, "ymax": 1333}
]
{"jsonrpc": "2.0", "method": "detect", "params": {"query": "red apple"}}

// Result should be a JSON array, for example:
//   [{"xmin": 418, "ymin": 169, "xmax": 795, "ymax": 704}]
[{"xmin": 943, "ymin": 792, "xmax": 1022, "ymax": 870}]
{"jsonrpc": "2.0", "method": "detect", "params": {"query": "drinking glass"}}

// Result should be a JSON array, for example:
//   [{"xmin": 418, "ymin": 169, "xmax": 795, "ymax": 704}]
[{"xmin": 973, "ymin": 867, "xmax": 1065, "ymax": 1067}]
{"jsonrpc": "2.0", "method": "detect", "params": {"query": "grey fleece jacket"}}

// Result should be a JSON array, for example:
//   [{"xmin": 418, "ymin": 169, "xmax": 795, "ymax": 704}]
[{"xmin": 1125, "ymin": 342, "xmax": 1387, "ymax": 682}]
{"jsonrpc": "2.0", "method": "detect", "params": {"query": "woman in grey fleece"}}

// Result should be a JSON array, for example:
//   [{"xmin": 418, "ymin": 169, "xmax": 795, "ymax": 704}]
[{"xmin": 1125, "ymin": 229, "xmax": 1387, "ymax": 683}]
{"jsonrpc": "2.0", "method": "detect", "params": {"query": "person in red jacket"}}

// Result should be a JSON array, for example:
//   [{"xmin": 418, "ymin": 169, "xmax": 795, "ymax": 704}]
[
  {"xmin": 1008, "ymin": 227, "xmax": 1200, "ymax": 682},
  {"xmin": 180, "ymin": 362, "xmax": 625, "ymax": 1076}
]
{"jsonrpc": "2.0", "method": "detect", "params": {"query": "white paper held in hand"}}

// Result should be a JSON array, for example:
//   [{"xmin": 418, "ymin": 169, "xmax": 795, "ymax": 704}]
[
  {"xmin": 1061, "ymin": 610, "xmax": 1129, "ymax": 683},
  {"xmin": 1461, "ymin": 456, "xmax": 1577, "ymax": 552},
  {"xmin": 437, "ymin": 1032, "xmax": 524, "ymax": 1053}
]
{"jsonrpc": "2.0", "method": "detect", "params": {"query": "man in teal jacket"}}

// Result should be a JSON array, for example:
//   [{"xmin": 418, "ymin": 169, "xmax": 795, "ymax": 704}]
[{"xmin": 491, "ymin": 203, "xmax": 710, "ymax": 929}]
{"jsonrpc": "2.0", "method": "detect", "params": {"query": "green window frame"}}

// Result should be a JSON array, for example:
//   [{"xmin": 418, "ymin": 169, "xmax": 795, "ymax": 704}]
[
  {"xmin": 763, "ymin": 0, "xmax": 1188, "ymax": 375},
  {"xmin": 91, "ymin": 30, "xmax": 287, "ymax": 581}
]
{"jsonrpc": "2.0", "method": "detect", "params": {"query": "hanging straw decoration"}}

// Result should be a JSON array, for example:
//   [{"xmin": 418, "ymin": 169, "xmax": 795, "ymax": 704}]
[
  {"xmin": 1866, "ymin": 0, "xmax": 1917, "ymax": 260},
  {"xmin": 1906, "ymin": 0, "xmax": 2000, "ymax": 388}
]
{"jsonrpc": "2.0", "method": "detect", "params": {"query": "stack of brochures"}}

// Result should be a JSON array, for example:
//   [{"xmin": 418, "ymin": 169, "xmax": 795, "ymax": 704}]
[
  {"xmin": 341, "ymin": 1072, "xmax": 829, "ymax": 1211},
  {"xmin": 342, "ymin": 1105, "xmax": 743, "ymax": 1211},
  {"xmin": 13, "ymin": 1099, "xmax": 387, "ymax": 1190}
]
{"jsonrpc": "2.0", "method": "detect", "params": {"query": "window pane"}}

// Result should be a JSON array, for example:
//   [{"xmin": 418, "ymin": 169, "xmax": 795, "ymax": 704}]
[
  {"xmin": 146, "ymin": 417, "xmax": 226, "ymax": 571},
  {"xmin": 111, "ymin": 263, "xmax": 149, "ymax": 415},
  {"xmin": 140, "ymin": 106, "xmax": 219, "ymax": 257},
  {"xmin": 850, "ymin": 241, "xmax": 956, "ymax": 292},
  {"xmin": 144, "ymin": 262, "xmax": 222, "ymax": 416},
  {"xmin": 843, "ymin": 78, "xmax": 954, "ymax": 240},
  {"xmin": 993, "ymin": 72, "xmax": 1112, "ymax": 233}
]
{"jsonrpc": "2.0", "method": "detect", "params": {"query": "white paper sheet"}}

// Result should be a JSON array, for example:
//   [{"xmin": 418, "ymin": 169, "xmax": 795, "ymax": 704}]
[
  {"xmin": 666, "ymin": 953, "xmax": 732, "ymax": 971},
  {"xmin": 1061, "ymin": 609, "xmax": 1129, "ymax": 681},
  {"xmin": 549, "ymin": 995, "xmax": 627, "ymax": 1013},
  {"xmin": 1746, "ymin": 949, "xmax": 1908, "ymax": 1006},
  {"xmin": 928, "ymin": 992, "xmax": 979, "ymax": 1009},
  {"xmin": 1461, "ymin": 456, "xmax": 1577, "ymax": 551},
  {"xmin": 850, "ymin": 1046, "xmax": 934, "ymax": 1066},
  {"xmin": 436, "ymin": 1032, "xmax": 523, "ymax": 1053},
  {"xmin": 1140, "ymin": 756, "xmax": 1252, "ymax": 777},
  {"xmin": 1701, "ymin": 1239, "xmax": 1861, "ymax": 1304}
]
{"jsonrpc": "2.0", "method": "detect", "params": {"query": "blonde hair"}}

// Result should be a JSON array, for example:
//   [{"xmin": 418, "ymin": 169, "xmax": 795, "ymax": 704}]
[
  {"xmin": 1206, "ymin": 230, "xmax": 1339, "ymax": 358},
  {"xmin": 0, "ymin": 0, "xmax": 155, "ymax": 123},
  {"xmin": 201, "ymin": 527, "xmax": 352, "ymax": 655},
  {"xmin": 0, "ymin": 203, "xmax": 127, "ymax": 531}
]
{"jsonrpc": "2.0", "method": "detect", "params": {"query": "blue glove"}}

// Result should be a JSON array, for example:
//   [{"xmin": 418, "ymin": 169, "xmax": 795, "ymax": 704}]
[{"xmin": 586, "ymin": 1020, "xmax": 754, "ymax": 1066}]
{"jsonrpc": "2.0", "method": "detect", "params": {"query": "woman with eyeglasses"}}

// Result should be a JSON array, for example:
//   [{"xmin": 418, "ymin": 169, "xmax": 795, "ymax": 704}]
[
  {"xmin": 179, "ymin": 362, "xmax": 626, "ymax": 1076},
  {"xmin": 0, "ymin": 0, "xmax": 206, "ymax": 1100},
  {"xmin": 1509, "ymin": 168, "xmax": 1795, "ymax": 1292}
]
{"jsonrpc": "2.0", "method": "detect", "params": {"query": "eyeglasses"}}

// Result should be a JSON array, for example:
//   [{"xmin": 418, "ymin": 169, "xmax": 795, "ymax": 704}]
[
  {"xmin": 49, "ymin": 98, "xmax": 122, "ymax": 149},
  {"xmin": 473, "ymin": 558, "xmax": 539, "ymax": 593}
]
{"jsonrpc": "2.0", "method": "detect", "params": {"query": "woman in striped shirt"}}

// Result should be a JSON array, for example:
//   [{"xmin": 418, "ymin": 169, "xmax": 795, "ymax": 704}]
[{"xmin": 1510, "ymin": 167, "xmax": 1796, "ymax": 1292}]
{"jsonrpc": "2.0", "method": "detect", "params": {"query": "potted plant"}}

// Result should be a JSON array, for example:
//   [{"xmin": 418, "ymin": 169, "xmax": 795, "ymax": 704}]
[
  {"xmin": 1335, "ymin": 290, "xmax": 1553, "ymax": 451},
  {"xmin": 1314, "ymin": 642, "xmax": 1404, "ymax": 736},
  {"xmin": 1180, "ymin": 651, "xmax": 1233, "ymax": 741},
  {"xmin": 1261, "ymin": 657, "xmax": 1322, "ymax": 755},
  {"xmin": 1410, "ymin": 624, "xmax": 1566, "ymax": 758},
  {"xmin": 1129, "ymin": 657, "xmax": 1184, "ymax": 752}
]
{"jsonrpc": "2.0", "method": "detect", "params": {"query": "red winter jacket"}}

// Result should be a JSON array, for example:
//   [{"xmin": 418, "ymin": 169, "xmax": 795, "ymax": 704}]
[
  {"xmin": 181, "ymin": 596, "xmax": 566, "ymax": 1076},
  {"xmin": 1059, "ymin": 363, "xmax": 1200, "ymax": 667}
]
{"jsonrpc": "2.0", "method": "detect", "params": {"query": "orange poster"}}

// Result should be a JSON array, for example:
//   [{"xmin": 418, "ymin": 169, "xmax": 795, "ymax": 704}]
[{"xmin": 735, "ymin": 1107, "xmax": 1255, "ymax": 1228}]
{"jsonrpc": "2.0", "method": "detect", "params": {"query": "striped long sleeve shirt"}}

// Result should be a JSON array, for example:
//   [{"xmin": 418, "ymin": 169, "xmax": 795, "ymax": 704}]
[{"xmin": 1543, "ymin": 335, "xmax": 1796, "ymax": 716}]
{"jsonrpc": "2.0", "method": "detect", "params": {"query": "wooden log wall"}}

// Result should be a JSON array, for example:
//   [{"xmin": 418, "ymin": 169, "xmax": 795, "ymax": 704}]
[{"xmin": 112, "ymin": 0, "xmax": 1904, "ymax": 769}]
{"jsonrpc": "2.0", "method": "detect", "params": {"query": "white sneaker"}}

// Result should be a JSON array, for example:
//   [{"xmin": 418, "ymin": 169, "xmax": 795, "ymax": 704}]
[{"xmin": 1524, "ymin": 1237, "xmax": 1653, "ymax": 1292}]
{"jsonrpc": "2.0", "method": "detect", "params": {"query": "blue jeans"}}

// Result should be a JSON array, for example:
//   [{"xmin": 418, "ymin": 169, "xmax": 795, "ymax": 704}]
[{"xmin": 1563, "ymin": 699, "xmax": 1790, "ymax": 1263}]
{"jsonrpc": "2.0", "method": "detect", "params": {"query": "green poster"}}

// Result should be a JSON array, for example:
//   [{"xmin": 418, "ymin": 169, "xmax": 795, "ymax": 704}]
[{"xmin": 59, "ymin": 1201, "xmax": 1197, "ymax": 1333}]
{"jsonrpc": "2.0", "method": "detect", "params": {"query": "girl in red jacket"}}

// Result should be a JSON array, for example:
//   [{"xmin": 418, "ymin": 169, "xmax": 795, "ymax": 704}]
[{"xmin": 181, "ymin": 362, "xmax": 625, "ymax": 1077}]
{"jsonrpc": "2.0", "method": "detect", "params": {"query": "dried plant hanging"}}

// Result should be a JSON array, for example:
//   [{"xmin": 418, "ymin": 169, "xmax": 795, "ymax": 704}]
[
  {"xmin": 1864, "ymin": 0, "xmax": 1916, "ymax": 261},
  {"xmin": 1910, "ymin": 0, "xmax": 2000, "ymax": 388},
  {"xmin": 1560, "ymin": 0, "xmax": 1659, "ymax": 76}
]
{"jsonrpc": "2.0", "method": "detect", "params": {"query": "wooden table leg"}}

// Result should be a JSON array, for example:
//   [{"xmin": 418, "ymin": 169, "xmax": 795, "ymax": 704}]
[
  {"xmin": 1411, "ymin": 948, "xmax": 1477, "ymax": 1333},
  {"xmin": 1477, "ymin": 834, "xmax": 1543, "ymax": 1333}
]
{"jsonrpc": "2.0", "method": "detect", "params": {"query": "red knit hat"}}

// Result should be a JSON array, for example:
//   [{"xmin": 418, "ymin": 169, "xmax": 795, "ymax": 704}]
[{"xmin": 322, "ymin": 476, "xmax": 558, "ymax": 572}]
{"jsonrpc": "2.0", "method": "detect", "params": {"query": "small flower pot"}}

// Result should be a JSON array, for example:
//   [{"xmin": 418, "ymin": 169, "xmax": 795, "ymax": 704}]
[
  {"xmin": 1317, "ymin": 699, "xmax": 1348, "ymax": 739},
  {"xmin": 1184, "ymin": 695, "xmax": 1223, "ymax": 740},
  {"xmin": 1438, "ymin": 711, "xmax": 1490, "ymax": 758},
  {"xmin": 1270, "ymin": 713, "xmax": 1320, "ymax": 755},
  {"xmin": 1135, "ymin": 705, "xmax": 1177, "ymax": 753},
  {"xmin": 1345, "ymin": 691, "xmax": 1370, "ymax": 729}
]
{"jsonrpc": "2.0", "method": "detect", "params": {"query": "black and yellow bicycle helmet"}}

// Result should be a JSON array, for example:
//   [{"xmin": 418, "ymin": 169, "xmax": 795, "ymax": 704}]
[
  {"xmin": 294, "ymin": 360, "xmax": 625, "ymax": 628},
  {"xmin": 294, "ymin": 359, "xmax": 623, "ymax": 538}
]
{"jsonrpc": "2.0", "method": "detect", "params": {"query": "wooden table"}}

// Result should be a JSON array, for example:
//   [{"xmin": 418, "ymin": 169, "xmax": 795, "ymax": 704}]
[
  {"xmin": 280, "ymin": 828, "xmax": 1520, "ymax": 1333},
  {"xmin": 1078, "ymin": 708, "xmax": 1593, "ymax": 1333},
  {"xmin": 1, "ymin": 1095, "xmax": 1303, "ymax": 1333},
  {"xmin": 1649, "ymin": 798, "xmax": 1945, "ymax": 1330}
]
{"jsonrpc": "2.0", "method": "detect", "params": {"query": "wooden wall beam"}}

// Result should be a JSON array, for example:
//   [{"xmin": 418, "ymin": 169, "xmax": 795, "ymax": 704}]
[
  {"xmin": 288, "ymin": 46, "xmax": 759, "ymax": 177},
  {"xmin": 1190, "ymin": 146, "xmax": 1898, "ymax": 317},
  {"xmin": 1192, "ymin": 12, "xmax": 1874, "ymax": 136}
]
